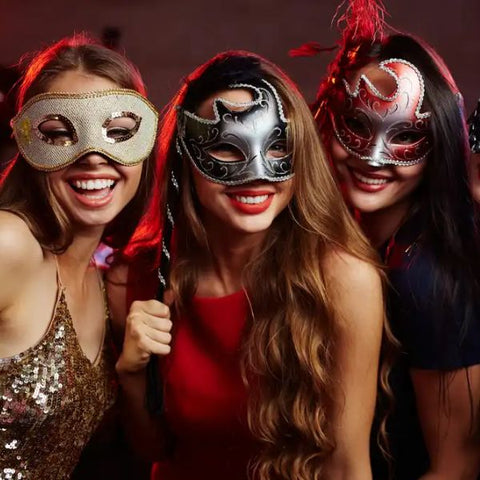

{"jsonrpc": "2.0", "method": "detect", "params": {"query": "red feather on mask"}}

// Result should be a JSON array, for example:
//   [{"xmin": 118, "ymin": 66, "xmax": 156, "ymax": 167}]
[
  {"xmin": 312, "ymin": 0, "xmax": 392, "ymax": 127},
  {"xmin": 288, "ymin": 41, "xmax": 337, "ymax": 58},
  {"xmin": 334, "ymin": 0, "xmax": 389, "ymax": 46}
]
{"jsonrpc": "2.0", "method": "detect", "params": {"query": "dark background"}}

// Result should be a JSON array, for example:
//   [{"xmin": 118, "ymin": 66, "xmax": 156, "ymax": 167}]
[{"xmin": 0, "ymin": 0, "xmax": 479, "ymax": 115}]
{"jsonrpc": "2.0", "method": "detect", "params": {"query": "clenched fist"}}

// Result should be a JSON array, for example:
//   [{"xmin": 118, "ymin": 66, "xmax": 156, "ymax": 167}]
[{"xmin": 116, "ymin": 299, "xmax": 173, "ymax": 374}]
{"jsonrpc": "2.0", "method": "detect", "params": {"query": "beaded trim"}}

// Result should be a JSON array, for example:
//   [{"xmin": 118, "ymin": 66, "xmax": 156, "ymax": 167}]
[
  {"xmin": 178, "ymin": 135, "xmax": 294, "ymax": 186},
  {"xmin": 12, "ymin": 88, "xmax": 157, "ymax": 117},
  {"xmin": 343, "ymin": 58, "xmax": 431, "ymax": 120},
  {"xmin": 181, "ymin": 80, "xmax": 288, "ymax": 125},
  {"xmin": 101, "ymin": 111, "xmax": 142, "ymax": 144},
  {"xmin": 334, "ymin": 130, "xmax": 429, "ymax": 167},
  {"xmin": 34, "ymin": 114, "xmax": 78, "ymax": 146}
]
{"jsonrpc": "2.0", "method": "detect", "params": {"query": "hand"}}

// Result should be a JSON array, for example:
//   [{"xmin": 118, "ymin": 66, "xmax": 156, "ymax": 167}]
[{"xmin": 116, "ymin": 299, "xmax": 172, "ymax": 374}]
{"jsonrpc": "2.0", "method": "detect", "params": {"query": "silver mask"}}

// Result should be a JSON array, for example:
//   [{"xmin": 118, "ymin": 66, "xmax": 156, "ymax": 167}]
[{"xmin": 176, "ymin": 80, "xmax": 293, "ymax": 186}]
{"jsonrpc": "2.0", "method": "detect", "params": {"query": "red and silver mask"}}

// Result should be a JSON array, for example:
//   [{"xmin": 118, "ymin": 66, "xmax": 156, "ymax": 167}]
[{"xmin": 331, "ymin": 58, "xmax": 432, "ymax": 167}]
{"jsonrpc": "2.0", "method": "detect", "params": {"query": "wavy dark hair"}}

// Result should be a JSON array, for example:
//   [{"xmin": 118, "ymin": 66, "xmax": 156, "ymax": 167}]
[
  {"xmin": 0, "ymin": 33, "xmax": 157, "ymax": 253},
  {"xmin": 381, "ymin": 36, "xmax": 480, "ymax": 334}
]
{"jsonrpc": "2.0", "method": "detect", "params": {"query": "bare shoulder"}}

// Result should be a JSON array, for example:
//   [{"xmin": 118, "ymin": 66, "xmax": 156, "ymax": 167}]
[
  {"xmin": 322, "ymin": 247, "xmax": 381, "ymax": 291},
  {"xmin": 0, "ymin": 210, "xmax": 43, "ymax": 271},
  {"xmin": 322, "ymin": 247, "xmax": 383, "ymax": 331},
  {"xmin": 0, "ymin": 211, "xmax": 44, "ymax": 312},
  {"xmin": 320, "ymin": 249, "xmax": 384, "ymax": 470}
]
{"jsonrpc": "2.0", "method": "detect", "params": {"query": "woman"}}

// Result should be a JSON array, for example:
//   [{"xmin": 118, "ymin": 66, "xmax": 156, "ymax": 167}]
[
  {"xmin": 0, "ymin": 34, "xmax": 158, "ymax": 479},
  {"xmin": 109, "ymin": 51, "xmax": 386, "ymax": 480},
  {"xmin": 312, "ymin": 1, "xmax": 480, "ymax": 478}
]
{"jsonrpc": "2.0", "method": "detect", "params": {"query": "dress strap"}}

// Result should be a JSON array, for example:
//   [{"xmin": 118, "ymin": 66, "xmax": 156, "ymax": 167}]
[
  {"xmin": 53, "ymin": 254, "xmax": 65, "ymax": 290},
  {"xmin": 53, "ymin": 255, "xmax": 109, "ymax": 367},
  {"xmin": 91, "ymin": 257, "xmax": 109, "ymax": 317},
  {"xmin": 91, "ymin": 257, "xmax": 110, "ymax": 367}
]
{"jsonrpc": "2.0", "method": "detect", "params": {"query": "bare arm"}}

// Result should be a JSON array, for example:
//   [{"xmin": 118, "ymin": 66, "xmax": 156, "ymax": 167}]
[
  {"xmin": 321, "ymin": 250, "xmax": 384, "ymax": 480},
  {"xmin": 0, "ymin": 211, "xmax": 43, "ymax": 312},
  {"xmin": 412, "ymin": 366, "xmax": 480, "ymax": 480},
  {"xmin": 107, "ymin": 265, "xmax": 172, "ymax": 462},
  {"xmin": 0, "ymin": 212, "xmax": 44, "ymax": 357}
]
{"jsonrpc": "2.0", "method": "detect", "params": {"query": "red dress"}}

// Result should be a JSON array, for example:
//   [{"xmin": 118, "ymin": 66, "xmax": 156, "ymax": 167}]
[{"xmin": 127, "ymin": 267, "xmax": 258, "ymax": 480}]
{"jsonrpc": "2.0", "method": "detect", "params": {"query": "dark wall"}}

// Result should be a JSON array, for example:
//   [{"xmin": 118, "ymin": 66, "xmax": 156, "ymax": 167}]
[{"xmin": 1, "ymin": 0, "xmax": 479, "ymax": 111}]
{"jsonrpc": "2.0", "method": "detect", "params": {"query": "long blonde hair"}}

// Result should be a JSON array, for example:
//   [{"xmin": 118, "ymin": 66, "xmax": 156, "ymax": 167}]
[{"xmin": 145, "ymin": 51, "xmax": 385, "ymax": 479}]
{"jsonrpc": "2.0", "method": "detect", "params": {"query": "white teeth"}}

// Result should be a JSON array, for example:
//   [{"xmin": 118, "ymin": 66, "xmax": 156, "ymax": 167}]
[
  {"xmin": 352, "ymin": 170, "xmax": 389, "ymax": 185},
  {"xmin": 83, "ymin": 191, "xmax": 110, "ymax": 199},
  {"xmin": 72, "ymin": 179, "xmax": 115, "ymax": 190},
  {"xmin": 234, "ymin": 194, "xmax": 269, "ymax": 204}
]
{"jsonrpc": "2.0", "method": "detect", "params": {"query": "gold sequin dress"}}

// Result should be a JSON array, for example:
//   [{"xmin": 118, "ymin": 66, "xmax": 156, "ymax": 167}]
[{"xmin": 0, "ymin": 282, "xmax": 117, "ymax": 480}]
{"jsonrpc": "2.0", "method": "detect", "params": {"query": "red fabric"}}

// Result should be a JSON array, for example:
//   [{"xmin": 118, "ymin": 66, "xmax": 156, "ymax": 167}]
[
  {"xmin": 126, "ymin": 267, "xmax": 257, "ymax": 480},
  {"xmin": 126, "ymin": 262, "xmax": 158, "ymax": 307}
]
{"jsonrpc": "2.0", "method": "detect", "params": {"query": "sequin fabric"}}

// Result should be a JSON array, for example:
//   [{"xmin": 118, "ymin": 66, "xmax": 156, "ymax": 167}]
[{"xmin": 0, "ymin": 287, "xmax": 117, "ymax": 480}]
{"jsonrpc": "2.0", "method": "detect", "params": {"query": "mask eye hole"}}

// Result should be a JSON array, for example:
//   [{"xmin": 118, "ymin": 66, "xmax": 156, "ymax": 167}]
[
  {"xmin": 266, "ymin": 139, "xmax": 288, "ymax": 159},
  {"xmin": 36, "ymin": 115, "xmax": 77, "ymax": 146},
  {"xmin": 207, "ymin": 143, "xmax": 245, "ymax": 162},
  {"xmin": 103, "ymin": 112, "xmax": 142, "ymax": 143},
  {"xmin": 391, "ymin": 130, "xmax": 426, "ymax": 145},
  {"xmin": 343, "ymin": 115, "xmax": 371, "ymax": 139}
]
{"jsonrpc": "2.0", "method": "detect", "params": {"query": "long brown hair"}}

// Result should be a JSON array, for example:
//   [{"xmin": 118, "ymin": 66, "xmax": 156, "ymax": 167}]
[
  {"xmin": 137, "ymin": 51, "xmax": 383, "ymax": 479},
  {"xmin": 0, "ymin": 32, "xmax": 157, "ymax": 252}
]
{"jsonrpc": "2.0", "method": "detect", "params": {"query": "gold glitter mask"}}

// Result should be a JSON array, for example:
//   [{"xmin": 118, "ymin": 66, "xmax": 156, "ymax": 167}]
[{"xmin": 11, "ymin": 89, "xmax": 158, "ymax": 171}]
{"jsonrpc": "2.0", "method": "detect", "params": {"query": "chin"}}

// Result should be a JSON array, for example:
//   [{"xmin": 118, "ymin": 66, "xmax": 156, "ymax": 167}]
[
  {"xmin": 351, "ymin": 203, "xmax": 384, "ymax": 214},
  {"xmin": 68, "ymin": 208, "xmax": 120, "ymax": 230},
  {"xmin": 230, "ymin": 213, "xmax": 277, "ymax": 234},
  {"xmin": 347, "ymin": 192, "xmax": 390, "ymax": 214},
  {"xmin": 233, "ymin": 221, "xmax": 273, "ymax": 234}
]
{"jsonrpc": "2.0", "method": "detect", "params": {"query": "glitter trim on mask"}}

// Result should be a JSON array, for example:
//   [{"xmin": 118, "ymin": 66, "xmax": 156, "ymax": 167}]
[
  {"xmin": 332, "ymin": 58, "xmax": 432, "ymax": 168},
  {"xmin": 12, "ymin": 89, "xmax": 158, "ymax": 171},
  {"xmin": 177, "ymin": 79, "xmax": 294, "ymax": 186}
]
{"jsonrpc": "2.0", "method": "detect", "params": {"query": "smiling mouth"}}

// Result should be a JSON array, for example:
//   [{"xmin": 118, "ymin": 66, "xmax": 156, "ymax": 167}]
[
  {"xmin": 226, "ymin": 191, "xmax": 274, "ymax": 214},
  {"xmin": 68, "ymin": 178, "xmax": 117, "ymax": 199},
  {"xmin": 349, "ymin": 167, "xmax": 391, "ymax": 185},
  {"xmin": 231, "ymin": 194, "xmax": 270, "ymax": 204}
]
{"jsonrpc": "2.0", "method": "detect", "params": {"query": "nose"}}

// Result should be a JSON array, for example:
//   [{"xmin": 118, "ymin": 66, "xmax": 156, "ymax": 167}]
[
  {"xmin": 365, "ymin": 133, "xmax": 388, "ymax": 168},
  {"xmin": 77, "ymin": 151, "xmax": 110, "ymax": 167}
]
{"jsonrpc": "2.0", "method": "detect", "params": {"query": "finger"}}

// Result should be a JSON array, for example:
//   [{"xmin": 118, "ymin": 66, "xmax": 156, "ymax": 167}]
[
  {"xmin": 142, "ymin": 314, "xmax": 173, "ymax": 332},
  {"xmin": 145, "ymin": 327, "xmax": 172, "ymax": 346},
  {"xmin": 127, "ymin": 309, "xmax": 172, "ymax": 330},
  {"xmin": 125, "ymin": 315, "xmax": 171, "ymax": 346},
  {"xmin": 130, "ymin": 299, "xmax": 170, "ymax": 318},
  {"xmin": 140, "ymin": 335, "xmax": 171, "ymax": 356}
]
